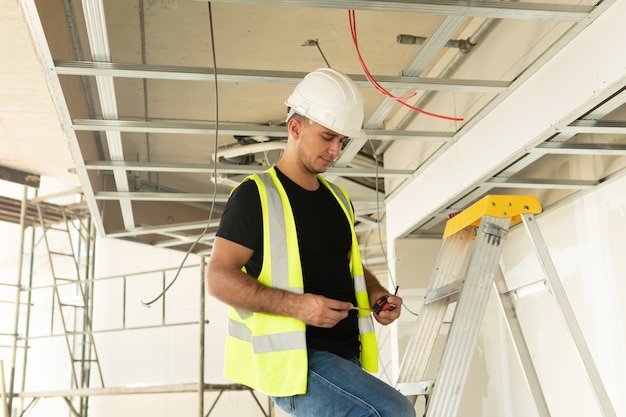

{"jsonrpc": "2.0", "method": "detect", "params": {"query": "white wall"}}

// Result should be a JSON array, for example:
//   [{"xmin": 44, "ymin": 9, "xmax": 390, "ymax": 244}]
[{"xmin": 497, "ymin": 176, "xmax": 626, "ymax": 417}]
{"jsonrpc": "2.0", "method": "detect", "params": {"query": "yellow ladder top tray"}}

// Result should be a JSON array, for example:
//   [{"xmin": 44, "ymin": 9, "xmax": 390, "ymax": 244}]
[{"xmin": 443, "ymin": 195, "xmax": 542, "ymax": 239}]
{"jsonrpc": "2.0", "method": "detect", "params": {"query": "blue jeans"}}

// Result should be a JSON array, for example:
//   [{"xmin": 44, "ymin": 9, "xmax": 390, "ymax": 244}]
[{"xmin": 271, "ymin": 349, "xmax": 416, "ymax": 417}]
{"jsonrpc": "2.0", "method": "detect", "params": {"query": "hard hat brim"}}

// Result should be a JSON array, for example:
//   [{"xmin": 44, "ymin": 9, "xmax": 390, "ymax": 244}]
[
  {"xmin": 286, "ymin": 107, "xmax": 367, "ymax": 139},
  {"xmin": 340, "ymin": 127, "xmax": 367, "ymax": 140}
]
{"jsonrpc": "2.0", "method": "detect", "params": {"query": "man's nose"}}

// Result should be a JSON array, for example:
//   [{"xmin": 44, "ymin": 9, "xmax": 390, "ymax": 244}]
[{"xmin": 328, "ymin": 138, "xmax": 342, "ymax": 156}]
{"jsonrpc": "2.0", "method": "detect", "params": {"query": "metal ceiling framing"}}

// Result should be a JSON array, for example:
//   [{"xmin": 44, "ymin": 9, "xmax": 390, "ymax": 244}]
[
  {"xmin": 80, "ymin": 0, "xmax": 135, "ymax": 230},
  {"xmin": 198, "ymin": 0, "xmax": 595, "ymax": 20},
  {"xmin": 13, "ymin": 0, "xmax": 626, "ymax": 256},
  {"xmin": 55, "ymin": 62, "xmax": 510, "ymax": 92},
  {"xmin": 386, "ymin": 0, "xmax": 626, "ymax": 237},
  {"xmin": 410, "ymin": 85, "xmax": 626, "ymax": 237}
]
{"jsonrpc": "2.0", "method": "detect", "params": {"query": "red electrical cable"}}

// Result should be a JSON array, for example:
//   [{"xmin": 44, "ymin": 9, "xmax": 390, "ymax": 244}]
[{"xmin": 348, "ymin": 10, "xmax": 463, "ymax": 122}]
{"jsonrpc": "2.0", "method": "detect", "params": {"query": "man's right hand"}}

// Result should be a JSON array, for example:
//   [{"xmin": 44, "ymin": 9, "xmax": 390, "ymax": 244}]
[{"xmin": 294, "ymin": 293, "xmax": 352, "ymax": 328}]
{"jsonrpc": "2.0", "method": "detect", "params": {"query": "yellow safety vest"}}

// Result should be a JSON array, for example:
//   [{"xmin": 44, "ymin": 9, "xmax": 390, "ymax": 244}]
[{"xmin": 223, "ymin": 167, "xmax": 379, "ymax": 397}]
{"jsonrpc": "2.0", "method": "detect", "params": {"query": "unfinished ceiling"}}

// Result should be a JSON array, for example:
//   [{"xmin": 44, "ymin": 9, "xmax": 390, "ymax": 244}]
[{"xmin": 3, "ymin": 0, "xmax": 626, "ymax": 263}]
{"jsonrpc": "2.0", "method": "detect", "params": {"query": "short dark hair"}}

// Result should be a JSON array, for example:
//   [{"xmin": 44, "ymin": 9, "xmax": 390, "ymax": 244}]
[{"xmin": 287, "ymin": 108, "xmax": 312, "ymax": 125}]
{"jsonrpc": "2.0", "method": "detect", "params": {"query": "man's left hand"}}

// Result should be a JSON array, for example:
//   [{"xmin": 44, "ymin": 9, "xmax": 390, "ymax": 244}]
[{"xmin": 372, "ymin": 294, "xmax": 402, "ymax": 325}]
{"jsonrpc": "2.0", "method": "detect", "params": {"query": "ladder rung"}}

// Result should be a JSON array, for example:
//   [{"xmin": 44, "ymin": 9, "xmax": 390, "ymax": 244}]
[
  {"xmin": 49, "ymin": 251, "xmax": 74, "ymax": 257},
  {"xmin": 72, "ymin": 358, "xmax": 98, "ymax": 363},
  {"xmin": 0, "ymin": 300, "xmax": 34, "ymax": 306},
  {"xmin": 396, "ymin": 380, "xmax": 435, "ymax": 396},
  {"xmin": 425, "ymin": 279, "xmax": 464, "ymax": 305},
  {"xmin": 0, "ymin": 344, "xmax": 29, "ymax": 349},
  {"xmin": 47, "ymin": 226, "xmax": 69, "ymax": 233},
  {"xmin": 59, "ymin": 302, "xmax": 85, "ymax": 308},
  {"xmin": 65, "ymin": 330, "xmax": 93, "ymax": 336},
  {"xmin": 54, "ymin": 277, "xmax": 78, "ymax": 282}
]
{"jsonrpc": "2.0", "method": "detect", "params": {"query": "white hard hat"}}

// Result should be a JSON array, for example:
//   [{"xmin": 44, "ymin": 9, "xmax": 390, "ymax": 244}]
[{"xmin": 286, "ymin": 68, "xmax": 366, "ymax": 139}]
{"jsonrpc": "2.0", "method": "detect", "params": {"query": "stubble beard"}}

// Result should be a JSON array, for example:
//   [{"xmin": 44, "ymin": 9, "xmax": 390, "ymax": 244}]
[{"xmin": 296, "ymin": 141, "xmax": 327, "ymax": 175}]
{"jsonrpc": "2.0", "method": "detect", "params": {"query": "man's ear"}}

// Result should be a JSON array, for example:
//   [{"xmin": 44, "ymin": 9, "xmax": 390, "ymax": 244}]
[{"xmin": 287, "ymin": 117, "xmax": 301, "ymax": 140}]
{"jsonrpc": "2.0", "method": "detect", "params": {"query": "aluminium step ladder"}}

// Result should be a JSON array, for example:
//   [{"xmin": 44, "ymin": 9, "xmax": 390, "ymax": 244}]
[{"xmin": 395, "ymin": 194, "xmax": 617, "ymax": 417}]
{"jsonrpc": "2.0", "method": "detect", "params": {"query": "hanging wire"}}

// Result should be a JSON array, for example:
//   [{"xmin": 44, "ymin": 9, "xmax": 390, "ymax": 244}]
[
  {"xmin": 368, "ymin": 140, "xmax": 418, "ymax": 316},
  {"xmin": 302, "ymin": 39, "xmax": 331, "ymax": 68},
  {"xmin": 348, "ymin": 10, "xmax": 463, "ymax": 122},
  {"xmin": 142, "ymin": 2, "xmax": 220, "ymax": 307}
]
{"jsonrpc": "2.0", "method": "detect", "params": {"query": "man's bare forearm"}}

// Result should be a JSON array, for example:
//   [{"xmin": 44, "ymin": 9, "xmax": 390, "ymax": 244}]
[
  {"xmin": 208, "ymin": 264, "xmax": 295, "ymax": 315},
  {"xmin": 363, "ymin": 266, "xmax": 388, "ymax": 304},
  {"xmin": 207, "ymin": 263, "xmax": 353, "ymax": 327}
]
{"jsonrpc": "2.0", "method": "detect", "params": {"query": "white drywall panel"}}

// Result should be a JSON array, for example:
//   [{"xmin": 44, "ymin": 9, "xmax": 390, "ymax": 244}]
[{"xmin": 500, "ymin": 175, "xmax": 626, "ymax": 417}]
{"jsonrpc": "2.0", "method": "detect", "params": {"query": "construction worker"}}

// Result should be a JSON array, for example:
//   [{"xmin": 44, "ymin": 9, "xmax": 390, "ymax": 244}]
[{"xmin": 207, "ymin": 68, "xmax": 415, "ymax": 417}]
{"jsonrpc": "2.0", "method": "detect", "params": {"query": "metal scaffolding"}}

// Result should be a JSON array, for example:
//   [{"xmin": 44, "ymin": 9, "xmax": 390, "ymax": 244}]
[{"xmin": 0, "ymin": 181, "xmax": 274, "ymax": 417}]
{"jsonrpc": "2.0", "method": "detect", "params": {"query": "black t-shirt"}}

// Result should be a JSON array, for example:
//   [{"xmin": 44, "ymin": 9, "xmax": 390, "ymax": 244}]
[{"xmin": 215, "ymin": 167, "xmax": 360, "ymax": 358}]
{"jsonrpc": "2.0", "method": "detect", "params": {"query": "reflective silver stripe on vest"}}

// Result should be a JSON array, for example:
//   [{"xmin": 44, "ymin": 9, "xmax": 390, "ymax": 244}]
[
  {"xmin": 326, "ymin": 182, "xmax": 353, "ymax": 221},
  {"xmin": 234, "ymin": 308, "xmax": 253, "ymax": 320},
  {"xmin": 229, "ymin": 319, "xmax": 307, "ymax": 353},
  {"xmin": 229, "ymin": 318, "xmax": 252, "ymax": 341},
  {"xmin": 358, "ymin": 315, "xmax": 376, "ymax": 334},
  {"xmin": 253, "ymin": 330, "xmax": 307, "ymax": 354},
  {"xmin": 354, "ymin": 274, "xmax": 367, "ymax": 293},
  {"xmin": 257, "ymin": 172, "xmax": 297, "ymax": 291}
]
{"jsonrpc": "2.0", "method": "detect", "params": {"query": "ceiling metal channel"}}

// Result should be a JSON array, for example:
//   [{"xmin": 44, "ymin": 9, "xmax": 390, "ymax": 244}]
[
  {"xmin": 155, "ymin": 233, "xmax": 217, "ymax": 248},
  {"xmin": 94, "ymin": 192, "xmax": 231, "ymax": 203},
  {"xmin": 80, "ymin": 0, "xmax": 135, "ymax": 229},
  {"xmin": 61, "ymin": 0, "xmax": 106, "ymax": 161},
  {"xmin": 55, "ymin": 61, "xmax": 508, "ymax": 93},
  {"xmin": 560, "ymin": 120, "xmax": 626, "ymax": 134},
  {"xmin": 532, "ymin": 143, "xmax": 626, "ymax": 156},
  {"xmin": 485, "ymin": 177, "xmax": 599, "ymax": 189},
  {"xmin": 85, "ymin": 161, "xmax": 413, "ymax": 179},
  {"xmin": 72, "ymin": 119, "xmax": 454, "ymax": 142},
  {"xmin": 355, "ymin": 224, "xmax": 386, "ymax": 236},
  {"xmin": 203, "ymin": 0, "xmax": 593, "ymax": 21},
  {"xmin": 105, "ymin": 220, "xmax": 221, "ymax": 238},
  {"xmin": 93, "ymin": 192, "xmax": 389, "ymax": 210},
  {"xmin": 17, "ymin": 0, "xmax": 106, "ymax": 233}
]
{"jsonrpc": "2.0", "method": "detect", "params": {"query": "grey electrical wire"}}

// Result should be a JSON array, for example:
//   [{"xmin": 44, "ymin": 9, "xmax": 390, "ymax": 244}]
[
  {"xmin": 142, "ymin": 2, "xmax": 220, "ymax": 307},
  {"xmin": 368, "ymin": 140, "xmax": 418, "ymax": 316}
]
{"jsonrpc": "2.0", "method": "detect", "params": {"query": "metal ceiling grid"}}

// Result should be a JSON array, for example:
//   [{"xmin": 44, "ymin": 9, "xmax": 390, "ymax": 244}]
[{"xmin": 16, "ymin": 0, "xmax": 626, "ymax": 260}]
